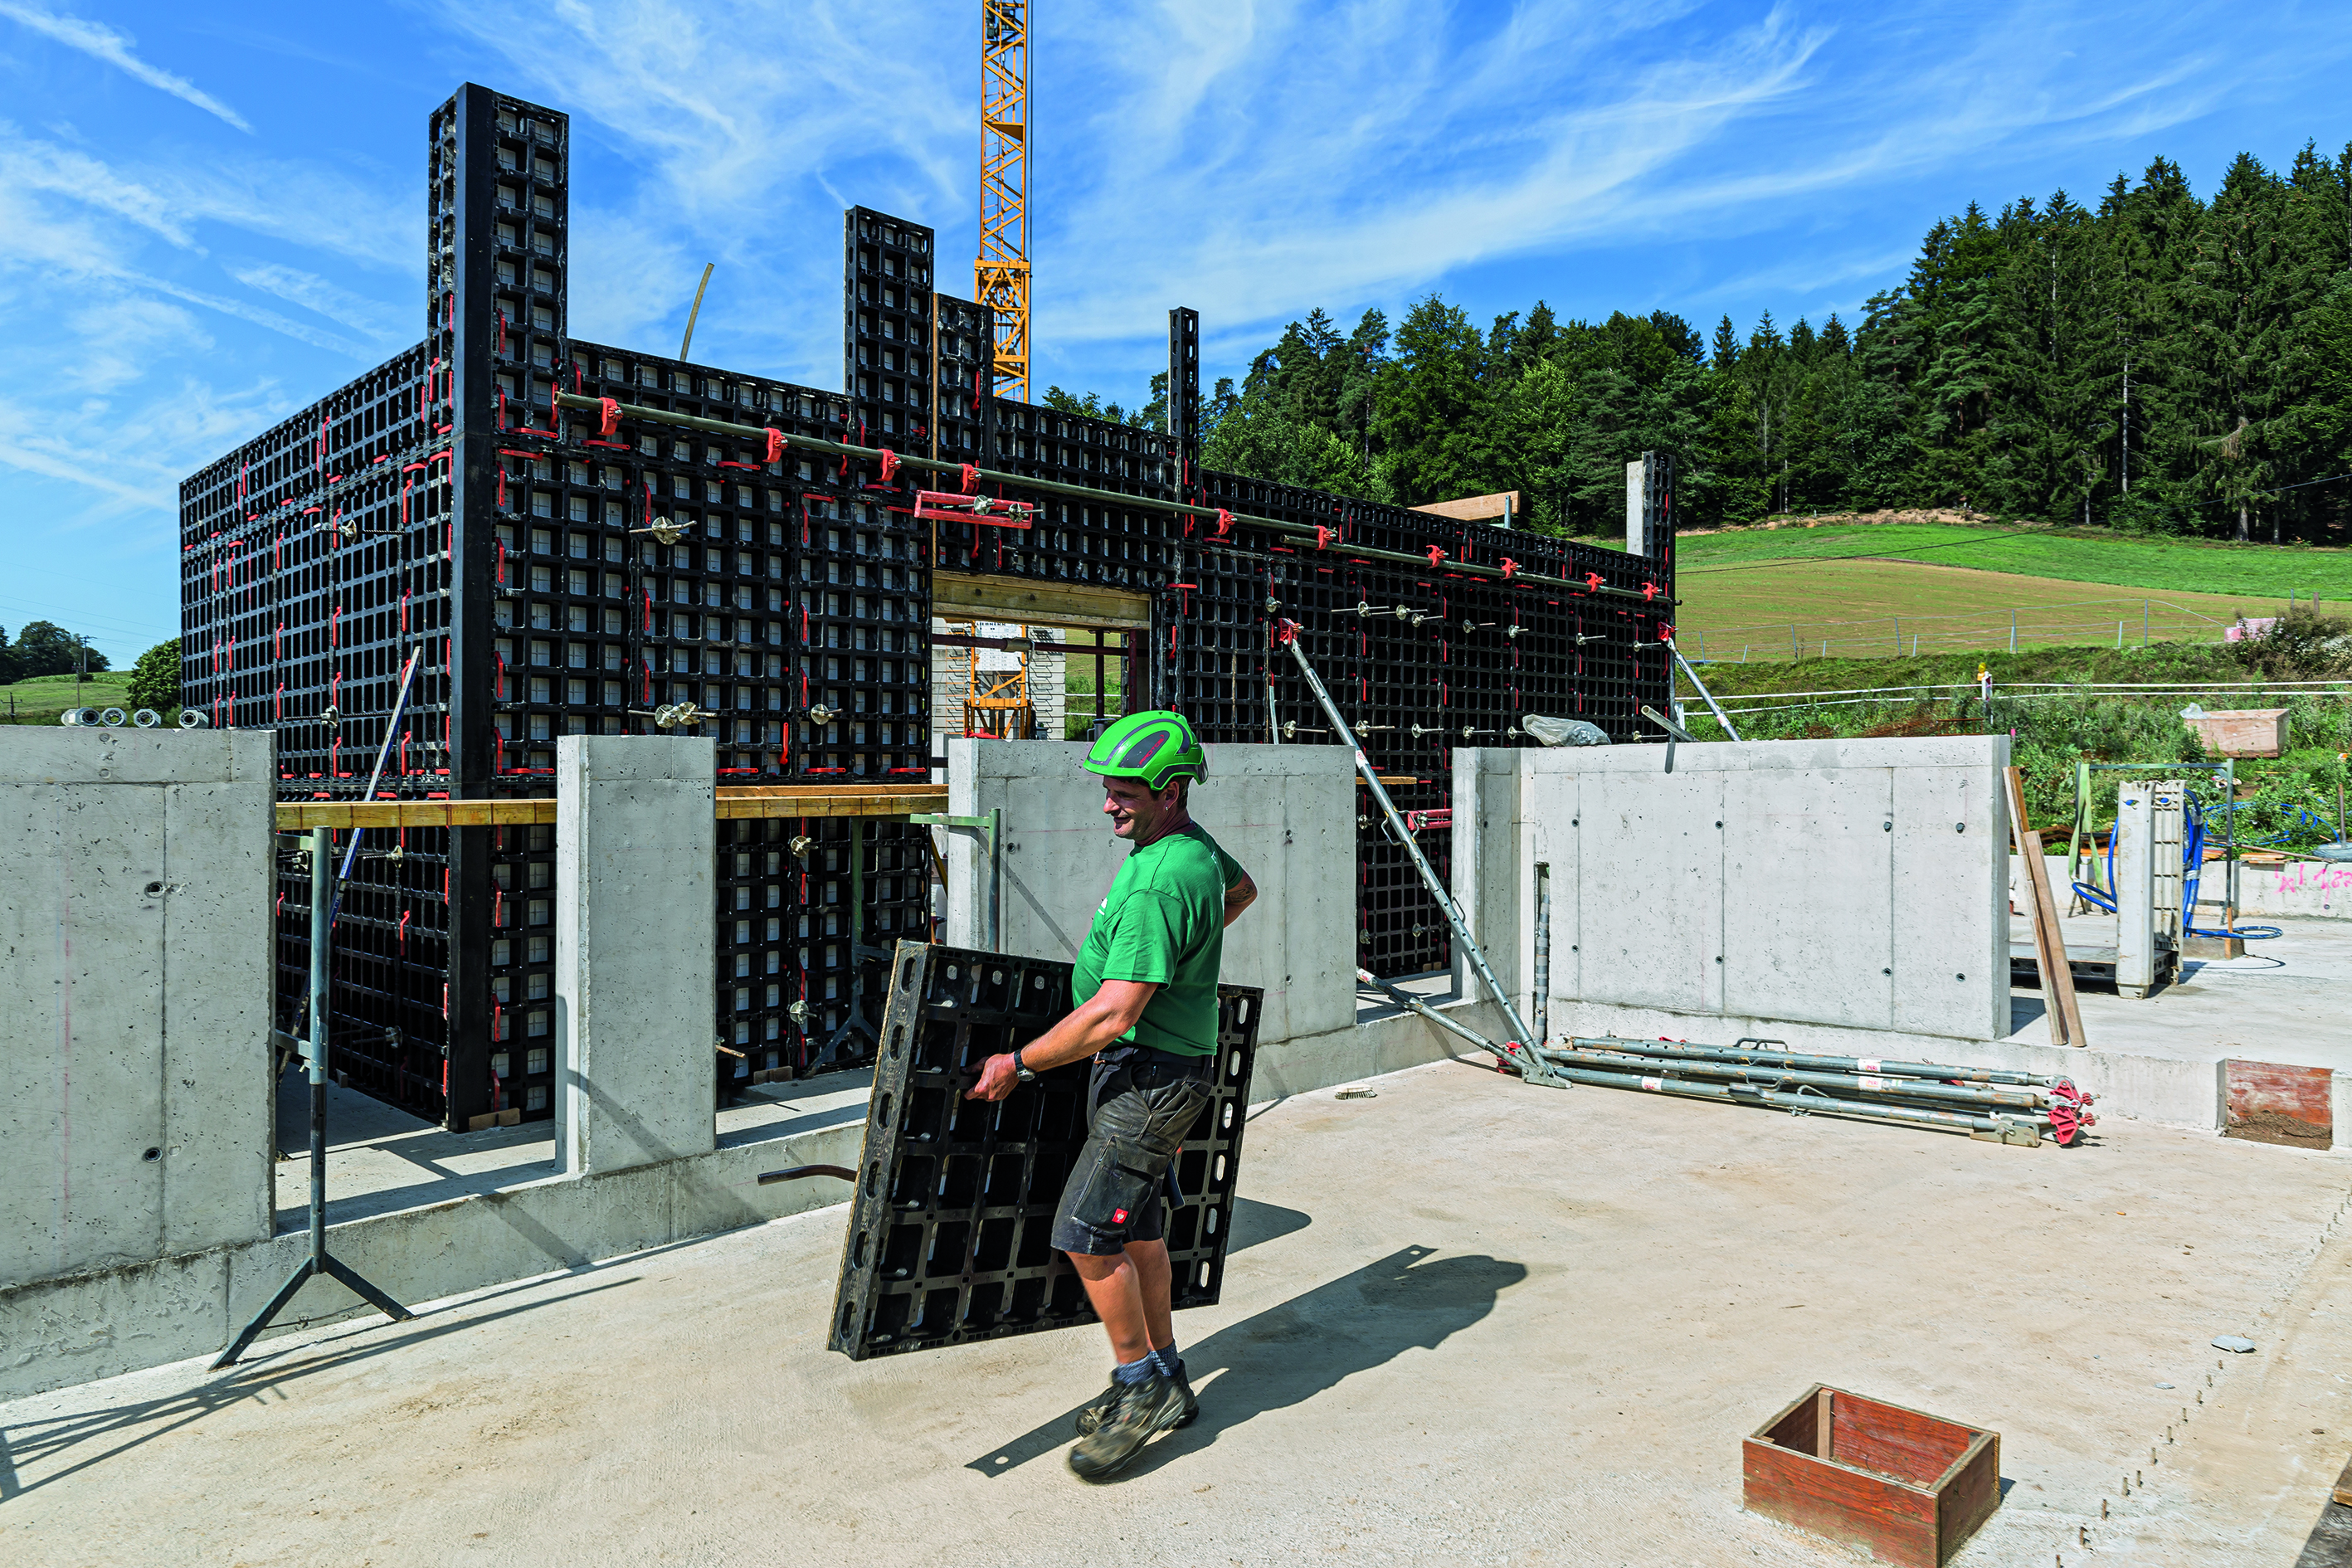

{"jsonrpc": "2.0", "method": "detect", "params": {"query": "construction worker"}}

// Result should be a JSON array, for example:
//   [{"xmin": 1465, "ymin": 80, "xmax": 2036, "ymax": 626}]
[{"xmin": 964, "ymin": 709, "xmax": 1256, "ymax": 1480}]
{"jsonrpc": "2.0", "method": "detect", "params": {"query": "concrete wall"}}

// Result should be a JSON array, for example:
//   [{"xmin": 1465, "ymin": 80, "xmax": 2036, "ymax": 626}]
[
  {"xmin": 942, "ymin": 738, "xmax": 1357, "ymax": 1047},
  {"xmin": 555, "ymin": 736, "xmax": 716, "ymax": 1176},
  {"xmin": 1454, "ymin": 736, "xmax": 2011, "ymax": 1045},
  {"xmin": 1, "ymin": 728, "xmax": 276, "ymax": 1290}
]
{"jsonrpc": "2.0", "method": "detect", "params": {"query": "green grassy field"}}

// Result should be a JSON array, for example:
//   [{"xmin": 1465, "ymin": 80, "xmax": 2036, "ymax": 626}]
[
  {"xmin": 1, "ymin": 672, "xmax": 143, "ymax": 725},
  {"xmin": 1678, "ymin": 521, "xmax": 2352, "ymax": 599},
  {"xmin": 1675, "ymin": 621, "xmax": 2352, "ymax": 840}
]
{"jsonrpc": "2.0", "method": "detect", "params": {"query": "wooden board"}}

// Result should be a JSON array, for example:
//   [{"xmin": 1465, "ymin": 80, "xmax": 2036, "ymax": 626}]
[
  {"xmin": 275, "ymin": 798, "xmax": 554, "ymax": 829},
  {"xmin": 932, "ymin": 571, "xmax": 1152, "ymax": 632},
  {"xmin": 1745, "ymin": 1384, "xmax": 2000, "ymax": 1568},
  {"xmin": 275, "ymin": 784, "xmax": 948, "ymax": 830}
]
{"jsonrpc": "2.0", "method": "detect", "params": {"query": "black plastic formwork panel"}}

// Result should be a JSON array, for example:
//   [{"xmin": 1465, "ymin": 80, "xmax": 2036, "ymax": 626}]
[{"xmin": 829, "ymin": 942, "xmax": 1261, "ymax": 1361}]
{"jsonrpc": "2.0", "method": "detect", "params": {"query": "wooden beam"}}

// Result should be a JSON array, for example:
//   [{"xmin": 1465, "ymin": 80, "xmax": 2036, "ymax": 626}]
[
  {"xmin": 716, "ymin": 785, "xmax": 946, "ymax": 820},
  {"xmin": 275, "ymin": 799, "xmax": 554, "ymax": 830},
  {"xmin": 932, "ymin": 571, "xmax": 1152, "ymax": 631},
  {"xmin": 275, "ymin": 784, "xmax": 951, "ymax": 830}
]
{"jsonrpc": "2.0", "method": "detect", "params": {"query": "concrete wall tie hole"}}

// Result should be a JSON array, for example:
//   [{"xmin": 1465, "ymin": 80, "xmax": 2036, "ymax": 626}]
[{"xmin": 142, "ymin": 1147, "xmax": 160, "ymax": 1162}]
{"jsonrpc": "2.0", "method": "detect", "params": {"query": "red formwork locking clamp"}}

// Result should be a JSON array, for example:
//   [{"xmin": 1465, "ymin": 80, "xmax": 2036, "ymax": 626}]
[
  {"xmin": 1210, "ymin": 509, "xmax": 1234, "ymax": 539},
  {"xmin": 1313, "ymin": 525, "xmax": 1335, "ymax": 549},
  {"xmin": 878, "ymin": 448, "xmax": 898, "ymax": 484},
  {"xmin": 1273, "ymin": 617, "xmax": 1302, "ymax": 646},
  {"xmin": 1583, "ymin": 572, "xmax": 1605, "ymax": 591},
  {"xmin": 2046, "ymin": 1078, "xmax": 2096, "ymax": 1147},
  {"xmin": 960, "ymin": 463, "xmax": 980, "ymax": 494},
  {"xmin": 1499, "ymin": 558, "xmax": 1518, "ymax": 580},
  {"xmin": 599, "ymin": 397, "xmax": 623, "ymax": 437},
  {"xmin": 763, "ymin": 426, "xmax": 787, "ymax": 464},
  {"xmin": 1425, "ymin": 544, "xmax": 1447, "ymax": 570}
]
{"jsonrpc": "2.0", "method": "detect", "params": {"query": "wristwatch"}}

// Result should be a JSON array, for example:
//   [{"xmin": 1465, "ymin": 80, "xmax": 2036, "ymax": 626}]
[{"xmin": 1011, "ymin": 1048, "xmax": 1037, "ymax": 1085}]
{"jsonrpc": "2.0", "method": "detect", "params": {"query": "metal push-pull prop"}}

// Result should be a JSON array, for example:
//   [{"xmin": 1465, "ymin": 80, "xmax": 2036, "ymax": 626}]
[
  {"xmin": 1274, "ymin": 619, "xmax": 1553, "ymax": 1083},
  {"xmin": 213, "ymin": 825, "xmax": 412, "ymax": 1368}
]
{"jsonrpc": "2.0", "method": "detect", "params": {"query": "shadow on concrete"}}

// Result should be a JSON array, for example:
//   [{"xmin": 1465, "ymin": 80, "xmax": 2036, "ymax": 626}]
[
  {"xmin": 1227, "ymin": 1197, "xmax": 1310, "ymax": 1254},
  {"xmin": 0, "ymin": 1234, "xmax": 719, "ymax": 1503},
  {"xmin": 967, "ymin": 1243, "xmax": 1524, "ymax": 1477},
  {"xmin": 2007, "ymin": 996, "xmax": 2047, "ymax": 1035},
  {"xmin": 2296, "ymin": 1493, "xmax": 2352, "ymax": 1567}
]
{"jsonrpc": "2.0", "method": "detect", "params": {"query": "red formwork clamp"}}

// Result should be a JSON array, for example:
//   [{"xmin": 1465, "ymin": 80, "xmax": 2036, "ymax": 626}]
[
  {"xmin": 600, "ymin": 397, "xmax": 623, "ymax": 436},
  {"xmin": 1642, "ymin": 581, "xmax": 1662, "ymax": 601},
  {"xmin": 879, "ymin": 448, "xmax": 898, "ymax": 484},
  {"xmin": 1584, "ymin": 572, "xmax": 1605, "ymax": 591},
  {"xmin": 1425, "ymin": 544, "xmax": 1447, "ymax": 570},
  {"xmin": 1212, "ymin": 509, "xmax": 1234, "ymax": 539},
  {"xmin": 763, "ymin": 426, "xmax": 786, "ymax": 464},
  {"xmin": 960, "ymin": 463, "xmax": 980, "ymax": 494},
  {"xmin": 1274, "ymin": 617, "xmax": 1303, "ymax": 646},
  {"xmin": 1499, "ymin": 558, "xmax": 1518, "ymax": 580},
  {"xmin": 1314, "ymin": 525, "xmax": 1335, "ymax": 549},
  {"xmin": 2047, "ymin": 1078, "xmax": 2096, "ymax": 1146}
]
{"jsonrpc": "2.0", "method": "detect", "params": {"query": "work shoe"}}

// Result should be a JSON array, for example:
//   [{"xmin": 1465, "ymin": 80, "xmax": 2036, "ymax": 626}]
[
  {"xmin": 1076, "ymin": 1365, "xmax": 1196, "ymax": 1436},
  {"xmin": 1067, "ymin": 1372, "xmax": 1187, "ymax": 1479}
]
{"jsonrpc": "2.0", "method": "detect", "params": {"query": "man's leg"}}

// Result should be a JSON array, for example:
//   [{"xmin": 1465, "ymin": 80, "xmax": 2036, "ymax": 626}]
[
  {"xmin": 1068, "ymin": 1249, "xmax": 1153, "ymax": 1366},
  {"xmin": 1126, "ymin": 1238, "xmax": 1174, "ymax": 1352}
]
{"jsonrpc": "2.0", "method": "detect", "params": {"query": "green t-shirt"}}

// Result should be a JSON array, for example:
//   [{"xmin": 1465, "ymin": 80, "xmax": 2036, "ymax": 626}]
[{"xmin": 1072, "ymin": 823, "xmax": 1246, "ymax": 1056}]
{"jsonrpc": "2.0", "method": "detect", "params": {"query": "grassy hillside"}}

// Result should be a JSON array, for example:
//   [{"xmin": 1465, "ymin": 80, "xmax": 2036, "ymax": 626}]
[
  {"xmin": 1678, "ymin": 519, "xmax": 2352, "ymax": 598},
  {"xmin": 1665, "ymin": 519, "xmax": 2334, "ymax": 662},
  {"xmin": 1676, "ymin": 612, "xmax": 2352, "ymax": 841},
  {"xmin": 1, "ymin": 672, "xmax": 142, "ymax": 725}
]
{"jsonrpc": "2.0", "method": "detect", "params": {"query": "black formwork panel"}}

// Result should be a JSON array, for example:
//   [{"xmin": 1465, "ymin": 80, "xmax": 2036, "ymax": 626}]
[
  {"xmin": 830, "ymin": 942, "xmax": 1260, "ymax": 1361},
  {"xmin": 181, "ymin": 75, "xmax": 1674, "ymax": 1132}
]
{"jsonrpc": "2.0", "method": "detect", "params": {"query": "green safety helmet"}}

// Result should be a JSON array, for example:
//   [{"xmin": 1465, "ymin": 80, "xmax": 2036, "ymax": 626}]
[{"xmin": 1083, "ymin": 710, "xmax": 1207, "ymax": 792}]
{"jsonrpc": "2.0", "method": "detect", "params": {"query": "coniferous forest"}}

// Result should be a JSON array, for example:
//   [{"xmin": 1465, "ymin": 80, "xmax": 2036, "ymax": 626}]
[{"xmin": 1047, "ymin": 148, "xmax": 2352, "ymax": 544}]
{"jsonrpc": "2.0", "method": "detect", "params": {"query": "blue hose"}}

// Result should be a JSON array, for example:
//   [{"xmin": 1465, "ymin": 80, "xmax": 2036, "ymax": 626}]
[
  {"xmin": 2068, "ymin": 793, "xmax": 2282, "ymax": 940},
  {"xmin": 2183, "ymin": 792, "xmax": 2281, "ymax": 940}
]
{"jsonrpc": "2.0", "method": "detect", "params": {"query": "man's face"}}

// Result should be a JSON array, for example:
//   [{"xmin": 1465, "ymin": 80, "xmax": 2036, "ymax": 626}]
[{"xmin": 1102, "ymin": 776, "xmax": 1180, "ymax": 840}]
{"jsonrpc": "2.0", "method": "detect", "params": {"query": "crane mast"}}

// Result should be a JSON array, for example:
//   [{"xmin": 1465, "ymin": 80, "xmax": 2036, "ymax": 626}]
[{"xmin": 977, "ymin": 0, "xmax": 1030, "ymax": 402}]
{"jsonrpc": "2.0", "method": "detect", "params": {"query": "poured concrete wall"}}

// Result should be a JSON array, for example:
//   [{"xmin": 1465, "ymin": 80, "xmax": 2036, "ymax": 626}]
[
  {"xmin": 1454, "ymin": 736, "xmax": 2011, "ymax": 1045},
  {"xmin": 554, "ymin": 736, "xmax": 716, "ymax": 1176},
  {"xmin": 0, "ymin": 728, "xmax": 275, "ymax": 1289},
  {"xmin": 941, "ymin": 738, "xmax": 1356, "ymax": 1046}
]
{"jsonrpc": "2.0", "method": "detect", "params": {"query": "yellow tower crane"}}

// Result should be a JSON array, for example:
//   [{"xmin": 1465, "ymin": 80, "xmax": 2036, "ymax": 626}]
[{"xmin": 976, "ymin": 0, "xmax": 1030, "ymax": 402}]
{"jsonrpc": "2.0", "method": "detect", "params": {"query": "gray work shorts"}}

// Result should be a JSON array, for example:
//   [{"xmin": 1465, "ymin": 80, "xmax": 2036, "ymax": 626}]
[{"xmin": 1049, "ymin": 1047, "xmax": 1213, "ymax": 1257}]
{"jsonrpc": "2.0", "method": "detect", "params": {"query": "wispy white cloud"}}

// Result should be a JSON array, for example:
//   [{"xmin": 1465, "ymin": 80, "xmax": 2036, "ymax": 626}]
[
  {"xmin": 226, "ymin": 262, "xmax": 407, "ymax": 343},
  {"xmin": 0, "ymin": 2, "xmax": 253, "ymax": 132}
]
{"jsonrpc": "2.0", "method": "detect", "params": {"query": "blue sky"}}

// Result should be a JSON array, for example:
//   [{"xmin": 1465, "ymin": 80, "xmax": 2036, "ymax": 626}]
[{"xmin": 3, "ymin": 0, "xmax": 2349, "ymax": 667}]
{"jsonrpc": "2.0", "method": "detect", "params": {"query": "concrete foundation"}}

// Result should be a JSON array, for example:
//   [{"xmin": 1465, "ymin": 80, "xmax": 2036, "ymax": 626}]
[
  {"xmin": 0, "ymin": 728, "xmax": 275, "ymax": 1291},
  {"xmin": 10, "ymin": 1059, "xmax": 2352, "ymax": 1568}
]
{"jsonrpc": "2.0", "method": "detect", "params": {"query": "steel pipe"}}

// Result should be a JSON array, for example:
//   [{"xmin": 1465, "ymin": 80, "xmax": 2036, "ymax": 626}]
[
  {"xmin": 552, "ymin": 392, "xmax": 1671, "ymax": 606},
  {"xmin": 1564, "ymin": 1035, "xmax": 2058, "ymax": 1088},
  {"xmin": 1546, "ymin": 1045, "xmax": 2048, "ymax": 1113}
]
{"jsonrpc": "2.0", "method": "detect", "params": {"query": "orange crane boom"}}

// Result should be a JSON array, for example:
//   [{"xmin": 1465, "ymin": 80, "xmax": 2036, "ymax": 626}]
[{"xmin": 976, "ymin": 0, "xmax": 1030, "ymax": 402}]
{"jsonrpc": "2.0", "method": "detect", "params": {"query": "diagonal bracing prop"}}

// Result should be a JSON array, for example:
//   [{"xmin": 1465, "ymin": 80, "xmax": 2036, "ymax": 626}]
[{"xmin": 1273, "ymin": 619, "xmax": 1561, "ymax": 1083}]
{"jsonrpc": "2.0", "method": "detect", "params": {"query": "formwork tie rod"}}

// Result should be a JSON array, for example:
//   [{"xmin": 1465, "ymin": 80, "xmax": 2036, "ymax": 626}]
[{"xmin": 550, "ymin": 392, "xmax": 1670, "ymax": 606}]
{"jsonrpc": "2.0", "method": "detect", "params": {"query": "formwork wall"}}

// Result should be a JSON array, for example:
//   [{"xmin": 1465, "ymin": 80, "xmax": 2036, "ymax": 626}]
[{"xmin": 178, "ymin": 80, "xmax": 1673, "ymax": 1132}]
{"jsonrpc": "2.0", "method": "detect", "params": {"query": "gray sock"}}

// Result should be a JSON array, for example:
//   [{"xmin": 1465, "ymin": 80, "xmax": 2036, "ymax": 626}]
[
  {"xmin": 1112, "ymin": 1354, "xmax": 1156, "ymax": 1386},
  {"xmin": 1151, "ymin": 1342, "xmax": 1184, "ymax": 1380}
]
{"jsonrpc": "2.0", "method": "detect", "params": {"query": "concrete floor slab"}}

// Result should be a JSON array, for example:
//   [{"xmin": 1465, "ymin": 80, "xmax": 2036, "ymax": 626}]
[
  {"xmin": 272, "ymin": 1072, "xmax": 875, "ymax": 1230},
  {"xmin": 2005, "ymin": 914, "xmax": 2352, "ymax": 1071},
  {"xmin": 14, "ymin": 1057, "xmax": 2351, "ymax": 1567}
]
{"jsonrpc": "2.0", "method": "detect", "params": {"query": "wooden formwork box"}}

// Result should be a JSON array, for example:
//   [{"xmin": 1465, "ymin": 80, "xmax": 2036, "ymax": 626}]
[{"xmin": 1744, "ymin": 1385, "xmax": 2000, "ymax": 1567}]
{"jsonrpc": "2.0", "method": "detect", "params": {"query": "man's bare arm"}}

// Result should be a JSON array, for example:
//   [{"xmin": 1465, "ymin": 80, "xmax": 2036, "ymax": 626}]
[
  {"xmin": 964, "ymin": 979, "xmax": 1157, "ymax": 1100},
  {"xmin": 1224, "ymin": 873, "xmax": 1257, "ymax": 928}
]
